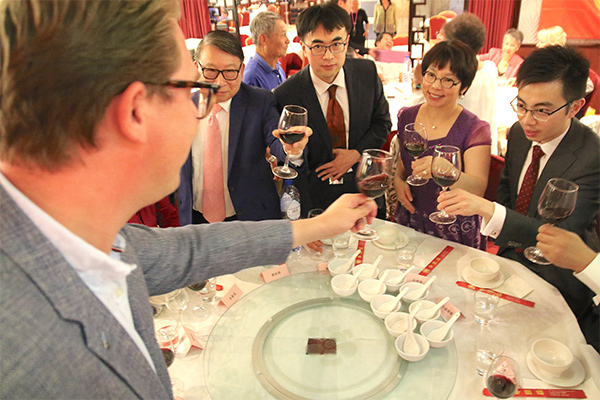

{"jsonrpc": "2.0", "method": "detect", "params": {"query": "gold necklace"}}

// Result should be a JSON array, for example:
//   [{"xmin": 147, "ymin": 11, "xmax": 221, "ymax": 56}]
[{"xmin": 426, "ymin": 105, "xmax": 458, "ymax": 130}]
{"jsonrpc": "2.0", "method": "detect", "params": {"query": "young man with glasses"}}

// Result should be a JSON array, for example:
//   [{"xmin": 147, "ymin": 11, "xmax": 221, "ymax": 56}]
[
  {"xmin": 274, "ymin": 2, "xmax": 391, "ymax": 214},
  {"xmin": 0, "ymin": 1, "xmax": 377, "ymax": 397},
  {"xmin": 437, "ymin": 46, "xmax": 599, "ymax": 347},
  {"xmin": 178, "ymin": 30, "xmax": 309, "ymax": 224}
]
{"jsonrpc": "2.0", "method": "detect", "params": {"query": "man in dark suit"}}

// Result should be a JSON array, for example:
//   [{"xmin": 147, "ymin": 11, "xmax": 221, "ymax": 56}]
[
  {"xmin": 438, "ymin": 45, "xmax": 599, "ymax": 347},
  {"xmin": 178, "ymin": 30, "xmax": 309, "ymax": 224},
  {"xmin": 274, "ymin": 3, "xmax": 391, "ymax": 213}
]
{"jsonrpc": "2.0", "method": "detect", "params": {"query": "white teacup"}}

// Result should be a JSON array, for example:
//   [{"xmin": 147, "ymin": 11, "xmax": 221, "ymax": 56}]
[
  {"xmin": 531, "ymin": 339, "xmax": 574, "ymax": 377},
  {"xmin": 375, "ymin": 225, "xmax": 398, "ymax": 245},
  {"xmin": 468, "ymin": 258, "xmax": 500, "ymax": 283}
]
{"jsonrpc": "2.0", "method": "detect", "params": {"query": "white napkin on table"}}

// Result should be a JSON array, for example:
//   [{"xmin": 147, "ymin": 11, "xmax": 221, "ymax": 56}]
[{"xmin": 413, "ymin": 238, "xmax": 451, "ymax": 272}]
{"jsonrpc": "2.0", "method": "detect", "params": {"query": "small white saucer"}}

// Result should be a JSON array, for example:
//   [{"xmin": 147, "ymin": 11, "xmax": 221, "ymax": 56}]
[
  {"xmin": 373, "ymin": 231, "xmax": 409, "ymax": 250},
  {"xmin": 526, "ymin": 351, "xmax": 585, "ymax": 387},
  {"xmin": 461, "ymin": 267, "xmax": 505, "ymax": 289}
]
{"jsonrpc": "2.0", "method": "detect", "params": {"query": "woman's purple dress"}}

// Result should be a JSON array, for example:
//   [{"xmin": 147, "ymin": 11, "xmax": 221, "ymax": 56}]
[{"xmin": 394, "ymin": 104, "xmax": 491, "ymax": 250}]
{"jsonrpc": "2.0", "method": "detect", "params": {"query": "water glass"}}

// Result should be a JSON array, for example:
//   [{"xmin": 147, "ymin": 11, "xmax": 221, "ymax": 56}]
[
  {"xmin": 396, "ymin": 243, "xmax": 417, "ymax": 268},
  {"xmin": 198, "ymin": 279, "xmax": 218, "ymax": 302},
  {"xmin": 474, "ymin": 289, "xmax": 500, "ymax": 326},
  {"xmin": 475, "ymin": 328, "xmax": 504, "ymax": 376},
  {"xmin": 332, "ymin": 232, "xmax": 351, "ymax": 257}
]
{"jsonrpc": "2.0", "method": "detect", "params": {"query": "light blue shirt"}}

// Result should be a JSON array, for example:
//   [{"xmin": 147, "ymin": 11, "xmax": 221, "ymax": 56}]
[
  {"xmin": 243, "ymin": 53, "xmax": 286, "ymax": 91},
  {"xmin": 0, "ymin": 172, "xmax": 156, "ymax": 372}
]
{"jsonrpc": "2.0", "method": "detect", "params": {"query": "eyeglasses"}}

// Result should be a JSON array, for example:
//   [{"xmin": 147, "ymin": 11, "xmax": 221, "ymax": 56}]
[
  {"xmin": 303, "ymin": 37, "xmax": 348, "ymax": 56},
  {"xmin": 199, "ymin": 64, "xmax": 242, "ymax": 81},
  {"xmin": 510, "ymin": 97, "xmax": 572, "ymax": 122},
  {"xmin": 422, "ymin": 71, "xmax": 460, "ymax": 89},
  {"xmin": 150, "ymin": 80, "xmax": 220, "ymax": 119}
]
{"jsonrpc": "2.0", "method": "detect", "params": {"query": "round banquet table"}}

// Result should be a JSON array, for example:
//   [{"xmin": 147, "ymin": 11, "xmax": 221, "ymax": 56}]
[{"xmin": 159, "ymin": 220, "xmax": 600, "ymax": 400}]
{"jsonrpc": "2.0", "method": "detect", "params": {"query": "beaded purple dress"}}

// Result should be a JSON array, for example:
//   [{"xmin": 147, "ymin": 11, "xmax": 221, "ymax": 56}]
[{"xmin": 394, "ymin": 104, "xmax": 491, "ymax": 250}]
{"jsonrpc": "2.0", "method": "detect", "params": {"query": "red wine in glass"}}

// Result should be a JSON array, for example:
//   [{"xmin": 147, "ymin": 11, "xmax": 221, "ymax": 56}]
[
  {"xmin": 161, "ymin": 348, "xmax": 175, "ymax": 367},
  {"xmin": 524, "ymin": 178, "xmax": 578, "ymax": 265},
  {"xmin": 487, "ymin": 374, "xmax": 517, "ymax": 399},
  {"xmin": 357, "ymin": 173, "xmax": 391, "ymax": 198},
  {"xmin": 280, "ymin": 130, "xmax": 306, "ymax": 144},
  {"xmin": 404, "ymin": 122, "xmax": 429, "ymax": 186},
  {"xmin": 429, "ymin": 145, "xmax": 461, "ymax": 225},
  {"xmin": 405, "ymin": 142, "xmax": 426, "ymax": 158},
  {"xmin": 432, "ymin": 172, "xmax": 459, "ymax": 188}
]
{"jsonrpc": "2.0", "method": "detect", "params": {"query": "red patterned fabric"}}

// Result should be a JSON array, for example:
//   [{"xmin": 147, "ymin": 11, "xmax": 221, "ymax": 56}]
[
  {"xmin": 515, "ymin": 145, "xmax": 544, "ymax": 215},
  {"xmin": 326, "ymin": 85, "xmax": 346, "ymax": 149}
]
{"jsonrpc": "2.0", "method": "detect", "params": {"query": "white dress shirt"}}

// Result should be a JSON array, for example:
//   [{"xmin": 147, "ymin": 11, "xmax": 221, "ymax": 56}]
[
  {"xmin": 0, "ymin": 172, "xmax": 156, "ymax": 371},
  {"xmin": 191, "ymin": 99, "xmax": 236, "ymax": 218},
  {"xmin": 481, "ymin": 127, "xmax": 569, "ymax": 238},
  {"xmin": 576, "ymin": 255, "xmax": 600, "ymax": 305}
]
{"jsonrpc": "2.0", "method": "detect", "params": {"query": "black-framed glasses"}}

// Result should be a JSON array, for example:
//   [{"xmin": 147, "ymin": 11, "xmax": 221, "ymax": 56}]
[
  {"xmin": 422, "ymin": 71, "xmax": 460, "ymax": 89},
  {"xmin": 510, "ymin": 97, "xmax": 572, "ymax": 122},
  {"xmin": 303, "ymin": 36, "xmax": 349, "ymax": 56},
  {"xmin": 199, "ymin": 64, "xmax": 242, "ymax": 81},
  {"xmin": 148, "ymin": 80, "xmax": 220, "ymax": 119}
]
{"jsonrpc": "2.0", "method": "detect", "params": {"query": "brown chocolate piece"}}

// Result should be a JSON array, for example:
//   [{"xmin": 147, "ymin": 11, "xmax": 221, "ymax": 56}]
[{"xmin": 306, "ymin": 338, "xmax": 337, "ymax": 355}]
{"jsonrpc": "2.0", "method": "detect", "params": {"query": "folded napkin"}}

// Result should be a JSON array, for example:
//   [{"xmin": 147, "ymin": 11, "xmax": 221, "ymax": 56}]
[{"xmin": 496, "ymin": 274, "xmax": 534, "ymax": 307}]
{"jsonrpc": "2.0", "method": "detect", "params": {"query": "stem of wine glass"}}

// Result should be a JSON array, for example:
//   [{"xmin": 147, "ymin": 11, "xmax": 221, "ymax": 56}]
[
  {"xmin": 438, "ymin": 187, "xmax": 450, "ymax": 217},
  {"xmin": 281, "ymin": 153, "xmax": 292, "ymax": 173}
]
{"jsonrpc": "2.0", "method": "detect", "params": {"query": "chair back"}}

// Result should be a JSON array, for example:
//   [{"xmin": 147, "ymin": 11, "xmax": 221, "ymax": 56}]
[
  {"xmin": 392, "ymin": 35, "xmax": 408, "ymax": 46},
  {"xmin": 437, "ymin": 10, "xmax": 457, "ymax": 19},
  {"xmin": 429, "ymin": 16, "xmax": 447, "ymax": 40},
  {"xmin": 483, "ymin": 155, "xmax": 505, "ymax": 202}
]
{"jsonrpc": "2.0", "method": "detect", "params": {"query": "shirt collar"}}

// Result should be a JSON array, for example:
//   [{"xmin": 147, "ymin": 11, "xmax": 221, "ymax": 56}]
[
  {"xmin": 216, "ymin": 98, "xmax": 232, "ymax": 113},
  {"xmin": 533, "ymin": 123, "xmax": 570, "ymax": 158},
  {"xmin": 309, "ymin": 65, "xmax": 346, "ymax": 97},
  {"xmin": 254, "ymin": 53, "xmax": 281, "ymax": 73},
  {"xmin": 0, "ymin": 171, "xmax": 136, "ymax": 282}
]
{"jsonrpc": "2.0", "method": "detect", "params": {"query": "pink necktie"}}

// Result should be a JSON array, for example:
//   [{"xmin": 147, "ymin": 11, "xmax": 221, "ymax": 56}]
[
  {"xmin": 515, "ymin": 145, "xmax": 545, "ymax": 215},
  {"xmin": 202, "ymin": 104, "xmax": 226, "ymax": 223}
]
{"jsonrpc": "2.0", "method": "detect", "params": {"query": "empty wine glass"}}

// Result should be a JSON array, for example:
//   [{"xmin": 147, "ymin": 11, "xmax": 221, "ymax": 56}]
[
  {"xmin": 273, "ymin": 105, "xmax": 308, "ymax": 180},
  {"xmin": 429, "ymin": 145, "xmax": 461, "ymax": 225},
  {"xmin": 189, "ymin": 279, "xmax": 218, "ymax": 318},
  {"xmin": 524, "ymin": 178, "xmax": 578, "ymax": 265},
  {"xmin": 354, "ymin": 149, "xmax": 394, "ymax": 240},
  {"xmin": 403, "ymin": 122, "xmax": 429, "ymax": 186},
  {"xmin": 486, "ymin": 355, "xmax": 520, "ymax": 399},
  {"xmin": 166, "ymin": 289, "xmax": 189, "ymax": 324}
]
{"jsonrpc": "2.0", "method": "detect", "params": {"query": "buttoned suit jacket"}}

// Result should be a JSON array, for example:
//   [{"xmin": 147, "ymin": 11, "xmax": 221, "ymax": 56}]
[
  {"xmin": 495, "ymin": 118, "xmax": 599, "ymax": 327},
  {"xmin": 0, "ymin": 184, "xmax": 291, "ymax": 398},
  {"xmin": 273, "ymin": 58, "xmax": 391, "ymax": 212},
  {"xmin": 178, "ymin": 83, "xmax": 286, "ymax": 224}
]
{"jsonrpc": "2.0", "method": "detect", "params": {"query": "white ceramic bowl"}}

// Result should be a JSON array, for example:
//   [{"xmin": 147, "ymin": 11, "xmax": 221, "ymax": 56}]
[
  {"xmin": 331, "ymin": 274, "xmax": 358, "ymax": 297},
  {"xmin": 375, "ymin": 225, "xmax": 398, "ymax": 245},
  {"xmin": 357, "ymin": 279, "xmax": 386, "ymax": 302},
  {"xmin": 384, "ymin": 312, "xmax": 410, "ymax": 337},
  {"xmin": 420, "ymin": 320, "xmax": 454, "ymax": 348},
  {"xmin": 370, "ymin": 294, "xmax": 402, "ymax": 319},
  {"xmin": 352, "ymin": 263, "xmax": 379, "ymax": 281},
  {"xmin": 468, "ymin": 257, "xmax": 500, "ymax": 283},
  {"xmin": 328, "ymin": 258, "xmax": 352, "ymax": 276},
  {"xmin": 378, "ymin": 269, "xmax": 406, "ymax": 293},
  {"xmin": 395, "ymin": 332, "xmax": 430, "ymax": 362},
  {"xmin": 409, "ymin": 300, "xmax": 441, "ymax": 324},
  {"xmin": 399, "ymin": 282, "xmax": 429, "ymax": 303},
  {"xmin": 531, "ymin": 339, "xmax": 574, "ymax": 377}
]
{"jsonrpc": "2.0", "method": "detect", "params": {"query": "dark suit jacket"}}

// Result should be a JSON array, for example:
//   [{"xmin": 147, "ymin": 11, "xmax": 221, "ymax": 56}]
[
  {"xmin": 0, "ymin": 183, "xmax": 292, "ymax": 398},
  {"xmin": 274, "ymin": 58, "xmax": 391, "ymax": 212},
  {"xmin": 179, "ymin": 83, "xmax": 286, "ymax": 224},
  {"xmin": 495, "ymin": 118, "xmax": 599, "ymax": 346}
]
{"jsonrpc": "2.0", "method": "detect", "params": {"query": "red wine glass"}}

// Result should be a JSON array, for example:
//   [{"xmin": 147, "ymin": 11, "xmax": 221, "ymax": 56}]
[
  {"xmin": 524, "ymin": 178, "xmax": 578, "ymax": 265},
  {"xmin": 354, "ymin": 149, "xmax": 393, "ymax": 240},
  {"xmin": 403, "ymin": 122, "xmax": 429, "ymax": 186},
  {"xmin": 429, "ymin": 145, "xmax": 462, "ymax": 225},
  {"xmin": 273, "ymin": 105, "xmax": 308, "ymax": 180},
  {"xmin": 486, "ymin": 355, "xmax": 520, "ymax": 399}
]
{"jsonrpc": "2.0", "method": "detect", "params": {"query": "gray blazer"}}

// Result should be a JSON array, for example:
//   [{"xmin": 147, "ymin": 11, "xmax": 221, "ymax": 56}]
[{"xmin": 0, "ymin": 184, "xmax": 292, "ymax": 399}]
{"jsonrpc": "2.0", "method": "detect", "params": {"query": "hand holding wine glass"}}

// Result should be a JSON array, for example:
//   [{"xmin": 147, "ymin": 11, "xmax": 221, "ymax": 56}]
[
  {"xmin": 354, "ymin": 149, "xmax": 393, "ymax": 240},
  {"xmin": 486, "ymin": 355, "xmax": 520, "ymax": 399},
  {"xmin": 273, "ymin": 105, "xmax": 308, "ymax": 180},
  {"xmin": 524, "ymin": 178, "xmax": 578, "ymax": 265},
  {"xmin": 429, "ymin": 145, "xmax": 462, "ymax": 225},
  {"xmin": 403, "ymin": 122, "xmax": 429, "ymax": 186}
]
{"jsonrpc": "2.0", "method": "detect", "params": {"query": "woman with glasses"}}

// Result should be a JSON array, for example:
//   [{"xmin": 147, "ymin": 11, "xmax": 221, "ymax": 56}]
[{"xmin": 393, "ymin": 40, "xmax": 492, "ymax": 249}]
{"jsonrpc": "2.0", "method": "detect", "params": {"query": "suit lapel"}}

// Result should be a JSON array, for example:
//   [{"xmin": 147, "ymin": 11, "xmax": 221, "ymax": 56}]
[
  {"xmin": 344, "ymin": 62, "xmax": 360, "ymax": 148},
  {"xmin": 0, "ymin": 188, "xmax": 169, "ymax": 399},
  {"xmin": 228, "ymin": 87, "xmax": 246, "ymax": 176}
]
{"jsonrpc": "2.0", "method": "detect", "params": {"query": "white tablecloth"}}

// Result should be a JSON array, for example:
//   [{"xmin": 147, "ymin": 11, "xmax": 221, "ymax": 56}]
[{"xmin": 160, "ymin": 220, "xmax": 599, "ymax": 399}]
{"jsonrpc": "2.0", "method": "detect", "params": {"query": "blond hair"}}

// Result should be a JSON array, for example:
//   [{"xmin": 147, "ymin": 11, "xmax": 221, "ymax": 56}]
[{"xmin": 537, "ymin": 26, "xmax": 567, "ymax": 48}]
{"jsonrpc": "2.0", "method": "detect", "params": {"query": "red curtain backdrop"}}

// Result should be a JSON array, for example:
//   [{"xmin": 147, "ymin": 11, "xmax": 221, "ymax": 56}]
[
  {"xmin": 179, "ymin": 0, "xmax": 212, "ymax": 39},
  {"xmin": 539, "ymin": 0, "xmax": 600, "ymax": 40},
  {"xmin": 469, "ymin": 0, "xmax": 517, "ymax": 53}
]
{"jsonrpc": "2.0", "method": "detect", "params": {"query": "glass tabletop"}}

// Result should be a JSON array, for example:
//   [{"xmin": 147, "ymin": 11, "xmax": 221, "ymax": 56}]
[{"xmin": 204, "ymin": 272, "xmax": 457, "ymax": 399}]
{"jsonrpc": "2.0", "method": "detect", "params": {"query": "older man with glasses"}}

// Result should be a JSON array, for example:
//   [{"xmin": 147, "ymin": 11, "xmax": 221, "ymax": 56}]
[
  {"xmin": 178, "ymin": 30, "xmax": 310, "ymax": 225},
  {"xmin": 0, "ymin": 1, "xmax": 378, "ymax": 397},
  {"xmin": 274, "ymin": 2, "xmax": 391, "ymax": 214},
  {"xmin": 437, "ymin": 45, "xmax": 599, "ymax": 349}
]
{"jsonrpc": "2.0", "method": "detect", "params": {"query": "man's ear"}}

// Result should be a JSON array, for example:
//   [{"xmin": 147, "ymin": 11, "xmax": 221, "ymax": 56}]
[
  {"xmin": 567, "ymin": 98, "xmax": 585, "ymax": 119},
  {"xmin": 115, "ymin": 81, "xmax": 149, "ymax": 144}
]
